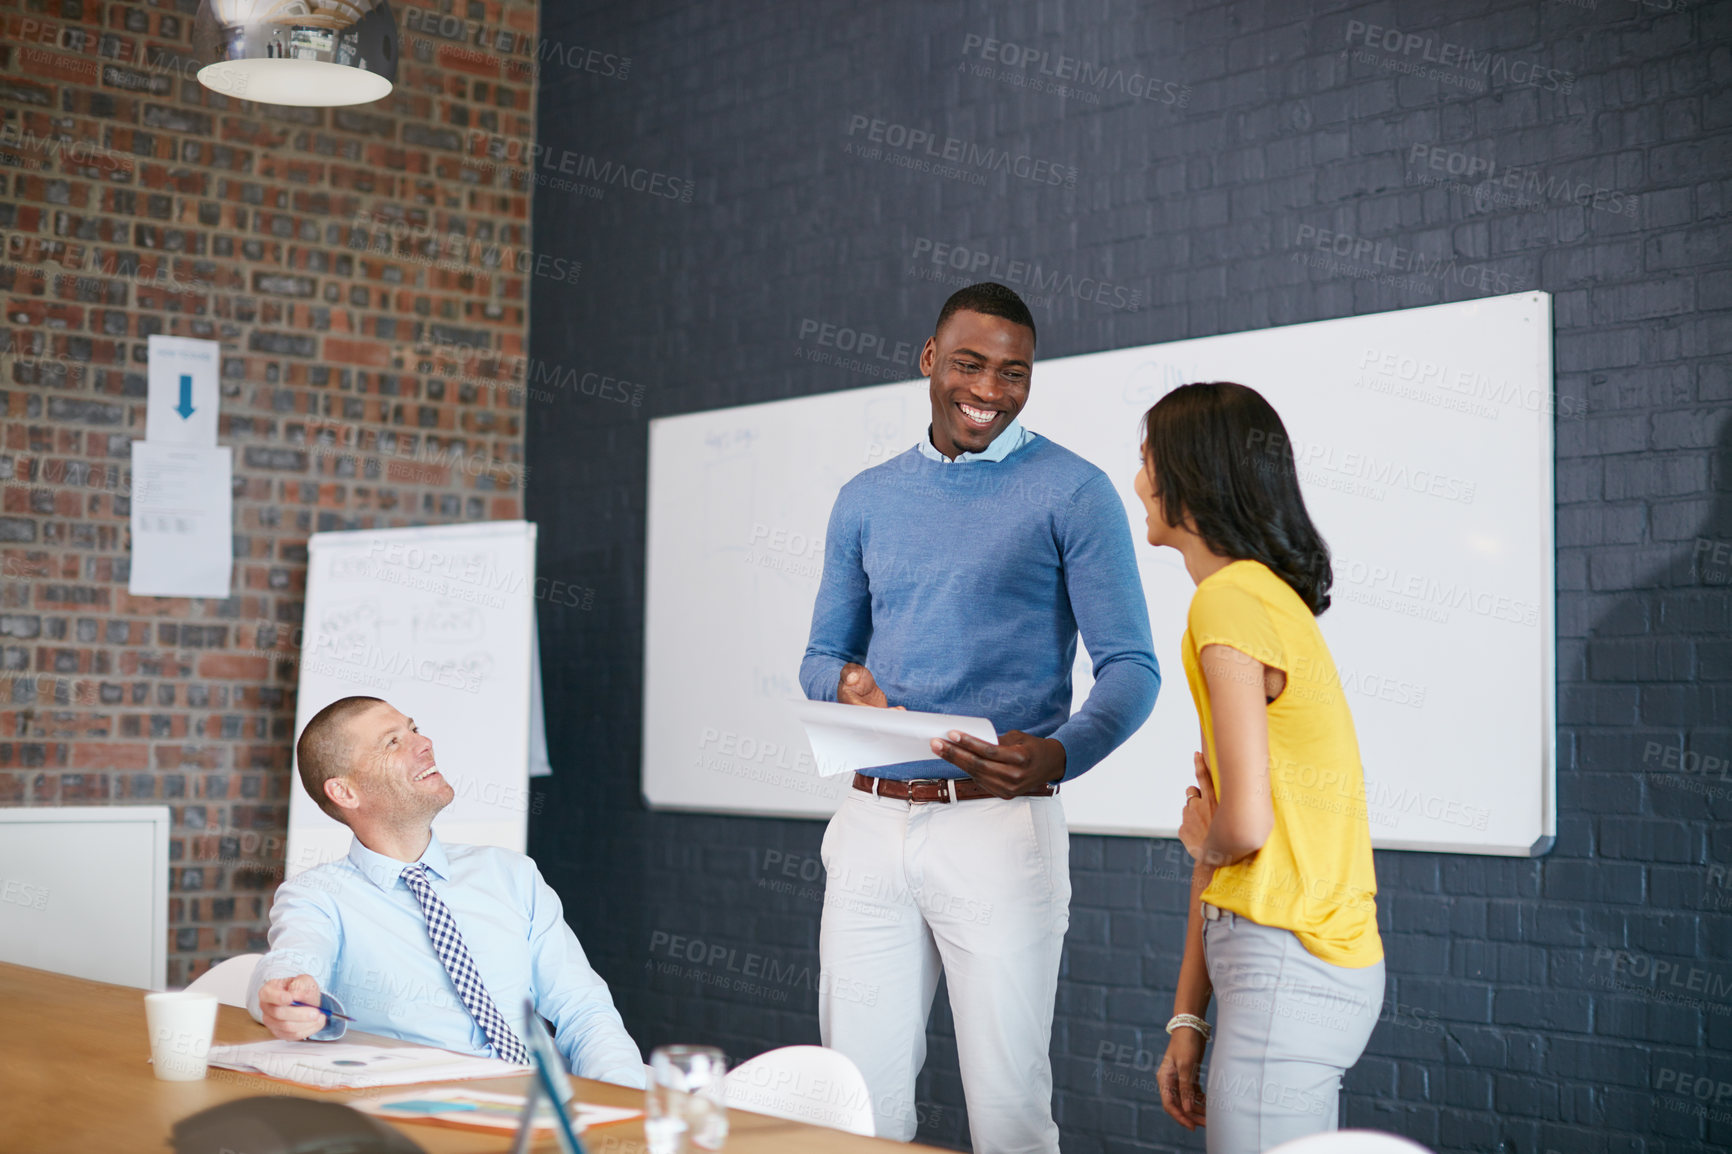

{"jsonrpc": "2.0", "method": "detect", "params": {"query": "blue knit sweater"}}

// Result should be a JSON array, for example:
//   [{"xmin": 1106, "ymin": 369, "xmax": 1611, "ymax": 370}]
[{"xmin": 800, "ymin": 432, "xmax": 1161, "ymax": 780}]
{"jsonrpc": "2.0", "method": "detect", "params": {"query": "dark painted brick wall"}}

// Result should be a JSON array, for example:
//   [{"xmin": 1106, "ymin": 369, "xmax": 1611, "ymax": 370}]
[{"xmin": 525, "ymin": 2, "xmax": 1732, "ymax": 1151}]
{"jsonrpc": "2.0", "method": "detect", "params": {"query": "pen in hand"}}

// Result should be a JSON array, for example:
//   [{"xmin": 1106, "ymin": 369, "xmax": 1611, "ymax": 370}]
[{"xmin": 290, "ymin": 999, "xmax": 355, "ymax": 1022}]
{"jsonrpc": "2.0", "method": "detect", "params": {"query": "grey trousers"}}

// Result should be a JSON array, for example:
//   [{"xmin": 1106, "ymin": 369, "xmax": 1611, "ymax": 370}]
[{"xmin": 1201, "ymin": 903, "xmax": 1386, "ymax": 1154}]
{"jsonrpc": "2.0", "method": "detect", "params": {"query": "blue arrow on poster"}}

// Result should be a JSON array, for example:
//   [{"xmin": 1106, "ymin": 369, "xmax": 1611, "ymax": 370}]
[{"xmin": 146, "ymin": 335, "xmax": 219, "ymax": 446}]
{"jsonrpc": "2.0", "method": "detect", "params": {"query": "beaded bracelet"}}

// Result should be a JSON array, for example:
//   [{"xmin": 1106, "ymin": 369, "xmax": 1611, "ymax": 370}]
[{"xmin": 1165, "ymin": 1013, "xmax": 1212, "ymax": 1042}]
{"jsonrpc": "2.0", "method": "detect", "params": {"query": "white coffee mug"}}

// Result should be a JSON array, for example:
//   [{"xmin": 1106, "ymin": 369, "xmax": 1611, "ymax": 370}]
[{"xmin": 144, "ymin": 991, "xmax": 220, "ymax": 1081}]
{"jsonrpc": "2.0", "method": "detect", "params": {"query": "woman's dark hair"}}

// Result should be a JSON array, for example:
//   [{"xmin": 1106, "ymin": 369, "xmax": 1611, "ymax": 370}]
[{"xmin": 1140, "ymin": 382, "xmax": 1334, "ymax": 615}]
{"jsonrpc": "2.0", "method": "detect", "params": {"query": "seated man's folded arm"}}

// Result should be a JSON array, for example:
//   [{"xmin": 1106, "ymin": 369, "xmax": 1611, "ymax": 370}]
[
  {"xmin": 247, "ymin": 878, "xmax": 348, "ymax": 1041},
  {"xmin": 526, "ymin": 864, "xmax": 646, "ymax": 1087}
]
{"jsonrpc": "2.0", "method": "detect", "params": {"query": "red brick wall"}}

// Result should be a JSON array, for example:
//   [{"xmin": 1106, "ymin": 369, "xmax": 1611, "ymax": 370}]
[{"xmin": 0, "ymin": 0, "xmax": 538, "ymax": 985}]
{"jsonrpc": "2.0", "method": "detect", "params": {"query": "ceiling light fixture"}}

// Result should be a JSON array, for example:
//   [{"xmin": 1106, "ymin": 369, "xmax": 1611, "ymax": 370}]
[{"xmin": 192, "ymin": 0, "xmax": 398, "ymax": 108}]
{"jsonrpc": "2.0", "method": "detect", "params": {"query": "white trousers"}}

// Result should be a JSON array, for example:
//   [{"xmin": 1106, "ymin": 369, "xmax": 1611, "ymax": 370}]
[{"xmin": 818, "ymin": 787, "xmax": 1070, "ymax": 1154}]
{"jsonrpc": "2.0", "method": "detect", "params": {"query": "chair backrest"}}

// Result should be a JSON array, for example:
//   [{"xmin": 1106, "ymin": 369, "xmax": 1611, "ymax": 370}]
[
  {"xmin": 183, "ymin": 954, "xmax": 263, "ymax": 1008},
  {"xmin": 1266, "ymin": 1131, "xmax": 1435, "ymax": 1154},
  {"xmin": 723, "ymin": 1045, "xmax": 875, "ymax": 1136}
]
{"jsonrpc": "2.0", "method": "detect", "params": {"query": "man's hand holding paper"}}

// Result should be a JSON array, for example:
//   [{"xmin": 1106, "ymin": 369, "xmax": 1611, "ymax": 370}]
[
  {"xmin": 837, "ymin": 663, "xmax": 902, "ymax": 710},
  {"xmin": 929, "ymin": 728, "xmax": 1066, "ymax": 798},
  {"xmin": 834, "ymin": 661, "xmax": 1062, "ymax": 795}
]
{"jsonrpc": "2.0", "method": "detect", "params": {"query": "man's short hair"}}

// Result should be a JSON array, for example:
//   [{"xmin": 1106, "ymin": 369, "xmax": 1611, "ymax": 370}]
[
  {"xmin": 296, "ymin": 696, "xmax": 386, "ymax": 822},
  {"xmin": 935, "ymin": 282, "xmax": 1037, "ymax": 348}
]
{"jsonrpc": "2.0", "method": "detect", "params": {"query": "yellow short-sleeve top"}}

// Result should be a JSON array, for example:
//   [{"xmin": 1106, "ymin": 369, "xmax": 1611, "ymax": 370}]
[{"xmin": 1182, "ymin": 559, "xmax": 1383, "ymax": 968}]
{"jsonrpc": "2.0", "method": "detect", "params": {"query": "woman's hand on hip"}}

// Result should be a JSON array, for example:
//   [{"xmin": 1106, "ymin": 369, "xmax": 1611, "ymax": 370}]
[{"xmin": 1178, "ymin": 751, "xmax": 1217, "ymax": 862}]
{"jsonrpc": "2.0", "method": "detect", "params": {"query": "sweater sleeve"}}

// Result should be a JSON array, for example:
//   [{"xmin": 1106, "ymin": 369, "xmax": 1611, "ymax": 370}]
[
  {"xmin": 1048, "ymin": 471, "xmax": 1161, "ymax": 778},
  {"xmin": 800, "ymin": 486, "xmax": 870, "ymax": 702}
]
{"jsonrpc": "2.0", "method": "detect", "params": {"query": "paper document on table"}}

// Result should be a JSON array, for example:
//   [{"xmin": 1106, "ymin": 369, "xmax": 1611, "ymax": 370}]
[
  {"xmin": 353, "ymin": 1088, "xmax": 643, "ymax": 1134},
  {"xmin": 206, "ymin": 1040, "xmax": 530, "ymax": 1089},
  {"xmin": 128, "ymin": 442, "xmax": 233, "ymax": 598},
  {"xmin": 792, "ymin": 698, "xmax": 999, "ymax": 776}
]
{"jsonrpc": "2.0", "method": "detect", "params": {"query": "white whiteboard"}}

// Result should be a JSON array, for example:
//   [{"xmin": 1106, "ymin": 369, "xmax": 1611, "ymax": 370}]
[
  {"xmin": 645, "ymin": 294, "xmax": 1555, "ymax": 856},
  {"xmin": 287, "ymin": 521, "xmax": 538, "ymax": 877},
  {"xmin": 0, "ymin": 806, "xmax": 170, "ymax": 988}
]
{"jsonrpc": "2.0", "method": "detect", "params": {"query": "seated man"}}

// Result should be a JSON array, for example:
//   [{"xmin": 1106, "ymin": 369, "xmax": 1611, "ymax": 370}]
[{"xmin": 246, "ymin": 695, "xmax": 645, "ymax": 1086}]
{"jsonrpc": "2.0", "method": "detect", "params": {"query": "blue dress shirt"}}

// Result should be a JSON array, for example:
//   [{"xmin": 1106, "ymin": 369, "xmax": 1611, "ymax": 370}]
[
  {"xmin": 245, "ymin": 834, "xmax": 645, "ymax": 1087},
  {"xmin": 915, "ymin": 418, "xmax": 1032, "ymax": 464}
]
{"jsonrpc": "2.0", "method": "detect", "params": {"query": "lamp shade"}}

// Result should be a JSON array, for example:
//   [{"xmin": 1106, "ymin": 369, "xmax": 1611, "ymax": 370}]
[{"xmin": 192, "ymin": 0, "xmax": 398, "ymax": 107}]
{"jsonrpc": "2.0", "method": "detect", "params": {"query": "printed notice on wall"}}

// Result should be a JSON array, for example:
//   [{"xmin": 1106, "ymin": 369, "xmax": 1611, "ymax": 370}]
[
  {"xmin": 145, "ymin": 335, "xmax": 220, "ymax": 447},
  {"xmin": 128, "ymin": 442, "xmax": 234, "ymax": 598}
]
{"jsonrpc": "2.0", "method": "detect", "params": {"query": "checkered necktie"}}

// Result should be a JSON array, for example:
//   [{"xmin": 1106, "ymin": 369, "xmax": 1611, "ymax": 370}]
[{"xmin": 400, "ymin": 863, "xmax": 529, "ymax": 1064}]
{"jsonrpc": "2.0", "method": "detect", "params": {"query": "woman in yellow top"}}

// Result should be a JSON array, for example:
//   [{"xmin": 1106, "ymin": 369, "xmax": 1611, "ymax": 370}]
[{"xmin": 1136, "ymin": 382, "xmax": 1384, "ymax": 1153}]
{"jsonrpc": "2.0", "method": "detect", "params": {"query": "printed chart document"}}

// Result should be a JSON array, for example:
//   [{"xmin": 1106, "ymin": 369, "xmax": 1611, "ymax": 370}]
[
  {"xmin": 128, "ymin": 442, "xmax": 233, "ymax": 598},
  {"xmin": 206, "ymin": 1039, "xmax": 530, "ymax": 1089},
  {"xmin": 354, "ymin": 1088, "xmax": 642, "ymax": 1134},
  {"xmin": 792, "ymin": 698, "xmax": 999, "ymax": 776}
]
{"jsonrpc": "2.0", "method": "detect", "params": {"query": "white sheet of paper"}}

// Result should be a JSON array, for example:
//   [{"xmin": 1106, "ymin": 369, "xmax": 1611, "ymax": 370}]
[
  {"xmin": 128, "ymin": 442, "xmax": 234, "ymax": 598},
  {"xmin": 205, "ymin": 1040, "xmax": 529, "ymax": 1089},
  {"xmin": 145, "ymin": 334, "xmax": 220, "ymax": 446},
  {"xmin": 792, "ymin": 698, "xmax": 999, "ymax": 776}
]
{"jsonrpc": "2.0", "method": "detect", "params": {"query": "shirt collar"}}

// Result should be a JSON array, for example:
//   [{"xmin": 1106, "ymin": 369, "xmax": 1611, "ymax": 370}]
[
  {"xmin": 346, "ymin": 831, "xmax": 452, "ymax": 892},
  {"xmin": 917, "ymin": 418, "xmax": 1031, "ymax": 464}
]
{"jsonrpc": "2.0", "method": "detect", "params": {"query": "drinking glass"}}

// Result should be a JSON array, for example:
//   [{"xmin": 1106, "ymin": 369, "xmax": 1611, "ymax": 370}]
[{"xmin": 646, "ymin": 1044, "xmax": 729, "ymax": 1153}]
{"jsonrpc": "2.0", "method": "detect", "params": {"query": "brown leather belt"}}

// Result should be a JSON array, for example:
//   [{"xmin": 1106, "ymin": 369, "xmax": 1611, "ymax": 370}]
[{"xmin": 852, "ymin": 772, "xmax": 1058, "ymax": 803}]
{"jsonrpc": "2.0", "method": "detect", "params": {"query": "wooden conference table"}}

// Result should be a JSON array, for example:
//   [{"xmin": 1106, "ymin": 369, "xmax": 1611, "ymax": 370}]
[{"xmin": 0, "ymin": 962, "xmax": 944, "ymax": 1153}]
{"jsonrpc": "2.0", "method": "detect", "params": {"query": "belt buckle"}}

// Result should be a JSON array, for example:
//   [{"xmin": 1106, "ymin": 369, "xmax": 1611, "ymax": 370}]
[{"xmin": 903, "ymin": 778, "xmax": 957, "ymax": 804}]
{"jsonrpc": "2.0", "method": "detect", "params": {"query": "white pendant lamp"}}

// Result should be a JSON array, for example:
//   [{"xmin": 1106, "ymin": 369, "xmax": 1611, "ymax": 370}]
[{"xmin": 192, "ymin": 0, "xmax": 398, "ymax": 107}]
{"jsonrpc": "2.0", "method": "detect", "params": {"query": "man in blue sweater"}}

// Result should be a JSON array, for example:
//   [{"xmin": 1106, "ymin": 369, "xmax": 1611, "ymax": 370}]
[{"xmin": 801, "ymin": 282, "xmax": 1160, "ymax": 1153}]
